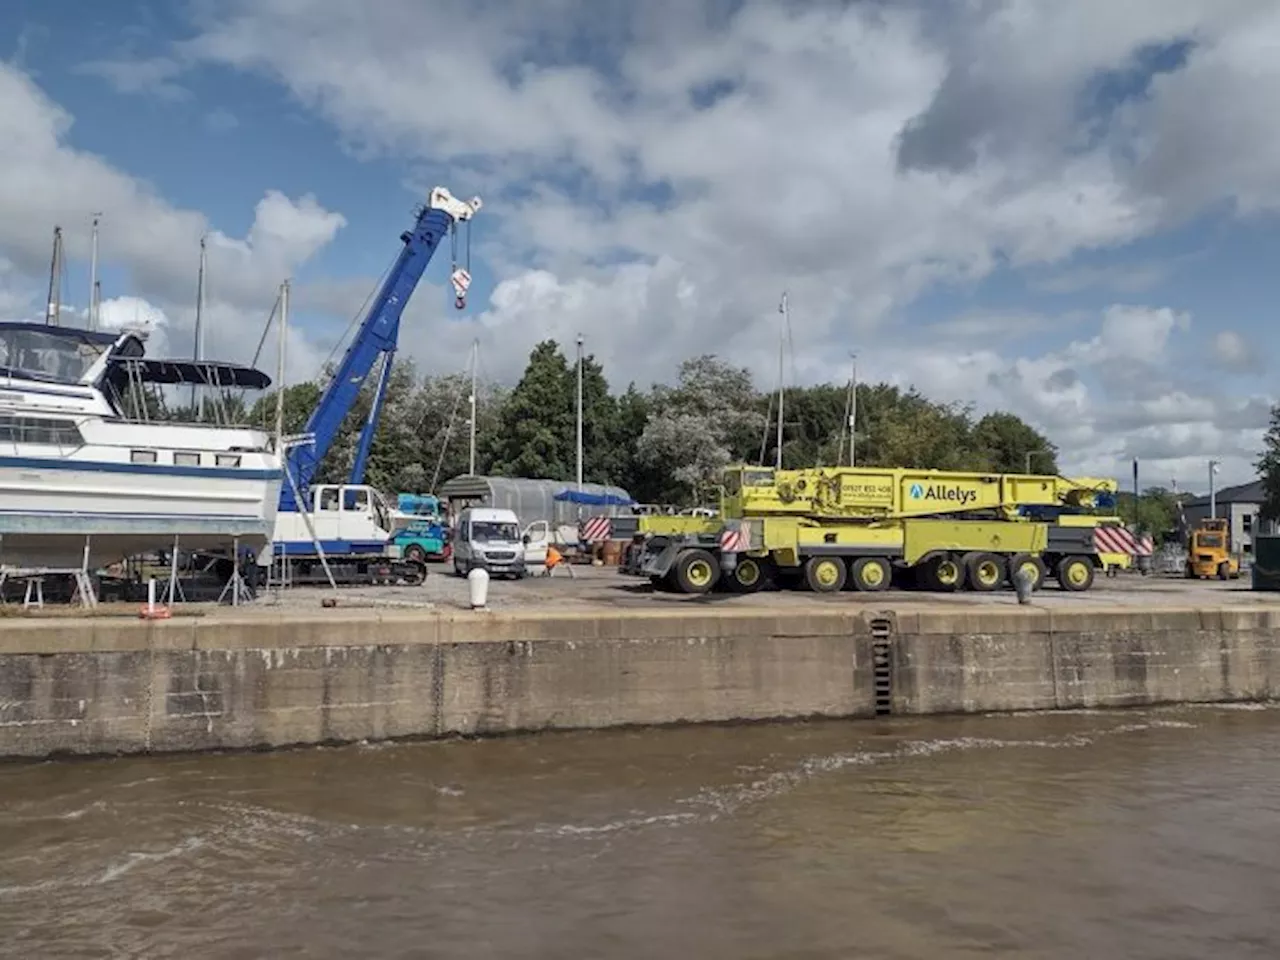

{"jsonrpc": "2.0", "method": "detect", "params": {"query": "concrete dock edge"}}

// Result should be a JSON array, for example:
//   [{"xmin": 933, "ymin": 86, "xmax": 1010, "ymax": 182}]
[{"xmin": 0, "ymin": 605, "xmax": 1277, "ymax": 759}]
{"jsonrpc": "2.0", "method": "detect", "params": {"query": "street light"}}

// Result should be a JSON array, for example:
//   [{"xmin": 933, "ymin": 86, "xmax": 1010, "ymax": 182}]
[{"xmin": 1209, "ymin": 460, "xmax": 1221, "ymax": 519}]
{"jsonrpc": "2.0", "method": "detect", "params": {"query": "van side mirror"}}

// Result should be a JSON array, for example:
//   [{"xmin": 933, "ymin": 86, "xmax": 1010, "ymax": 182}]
[{"xmin": 522, "ymin": 534, "xmax": 530, "ymax": 545}]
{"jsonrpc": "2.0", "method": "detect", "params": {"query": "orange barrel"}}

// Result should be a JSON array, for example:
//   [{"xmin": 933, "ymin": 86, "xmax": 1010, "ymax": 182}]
[{"xmin": 601, "ymin": 539, "xmax": 622, "ymax": 566}]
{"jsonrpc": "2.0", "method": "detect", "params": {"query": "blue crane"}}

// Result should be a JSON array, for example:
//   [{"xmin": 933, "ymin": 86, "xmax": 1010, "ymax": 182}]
[{"xmin": 278, "ymin": 186, "xmax": 481, "ymax": 513}]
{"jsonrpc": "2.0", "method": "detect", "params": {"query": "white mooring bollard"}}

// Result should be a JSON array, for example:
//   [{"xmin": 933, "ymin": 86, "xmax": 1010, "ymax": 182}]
[{"xmin": 468, "ymin": 567, "xmax": 490, "ymax": 609}]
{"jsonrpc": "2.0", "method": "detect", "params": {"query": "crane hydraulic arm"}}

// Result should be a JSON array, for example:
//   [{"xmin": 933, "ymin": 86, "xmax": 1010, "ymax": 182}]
[{"xmin": 279, "ymin": 187, "xmax": 481, "ymax": 512}]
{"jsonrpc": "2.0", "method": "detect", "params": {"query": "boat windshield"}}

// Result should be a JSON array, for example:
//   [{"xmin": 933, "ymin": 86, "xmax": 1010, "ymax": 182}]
[{"xmin": 0, "ymin": 327, "xmax": 108, "ymax": 384}]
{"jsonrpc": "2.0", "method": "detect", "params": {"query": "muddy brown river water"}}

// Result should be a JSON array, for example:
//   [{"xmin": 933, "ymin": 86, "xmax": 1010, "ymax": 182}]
[{"xmin": 2, "ymin": 705, "xmax": 1278, "ymax": 959}]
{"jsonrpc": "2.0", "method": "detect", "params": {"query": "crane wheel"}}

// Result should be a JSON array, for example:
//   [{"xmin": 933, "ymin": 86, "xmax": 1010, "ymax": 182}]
[
  {"xmin": 921, "ymin": 555, "xmax": 963, "ymax": 592},
  {"xmin": 1008, "ymin": 554, "xmax": 1046, "ymax": 592},
  {"xmin": 804, "ymin": 556, "xmax": 847, "ymax": 593},
  {"xmin": 850, "ymin": 556, "xmax": 891, "ymax": 592},
  {"xmin": 727, "ymin": 556, "xmax": 771, "ymax": 593},
  {"xmin": 1056, "ymin": 555, "xmax": 1095, "ymax": 592},
  {"xmin": 966, "ymin": 553, "xmax": 1005, "ymax": 592},
  {"xmin": 674, "ymin": 549, "xmax": 720, "ymax": 595}
]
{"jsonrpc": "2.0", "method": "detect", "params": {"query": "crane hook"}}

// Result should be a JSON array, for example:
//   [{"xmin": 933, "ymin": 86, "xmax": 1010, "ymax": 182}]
[{"xmin": 450, "ymin": 266, "xmax": 472, "ymax": 311}]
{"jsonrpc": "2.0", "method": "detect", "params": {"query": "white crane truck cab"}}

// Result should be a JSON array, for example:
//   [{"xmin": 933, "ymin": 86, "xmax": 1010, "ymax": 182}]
[{"xmin": 452, "ymin": 506, "xmax": 549, "ymax": 579}]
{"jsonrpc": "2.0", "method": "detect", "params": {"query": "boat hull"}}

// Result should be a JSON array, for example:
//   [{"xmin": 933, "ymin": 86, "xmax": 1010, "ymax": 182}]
[{"xmin": 0, "ymin": 461, "xmax": 281, "ymax": 569}]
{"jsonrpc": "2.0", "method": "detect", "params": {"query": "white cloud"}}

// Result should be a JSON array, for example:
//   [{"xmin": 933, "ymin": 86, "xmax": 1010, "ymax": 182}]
[
  {"xmin": 76, "ymin": 56, "xmax": 189, "ymax": 101},
  {"xmin": 1210, "ymin": 329, "xmax": 1263, "ymax": 373},
  {"xmin": 0, "ymin": 60, "xmax": 343, "ymax": 380},
  {"xmin": 13, "ymin": 1, "xmax": 1280, "ymax": 491}
]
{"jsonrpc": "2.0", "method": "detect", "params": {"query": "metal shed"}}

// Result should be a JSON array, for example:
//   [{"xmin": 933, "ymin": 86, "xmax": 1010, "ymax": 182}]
[{"xmin": 437, "ymin": 475, "xmax": 635, "ymax": 531}]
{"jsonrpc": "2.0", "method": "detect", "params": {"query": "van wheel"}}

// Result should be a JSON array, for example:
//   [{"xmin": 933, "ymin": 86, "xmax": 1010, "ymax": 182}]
[
  {"xmin": 454, "ymin": 562, "xmax": 467, "ymax": 578},
  {"xmin": 404, "ymin": 544, "xmax": 427, "ymax": 564},
  {"xmin": 674, "ymin": 549, "xmax": 720, "ymax": 595},
  {"xmin": 804, "ymin": 556, "xmax": 847, "ymax": 593}
]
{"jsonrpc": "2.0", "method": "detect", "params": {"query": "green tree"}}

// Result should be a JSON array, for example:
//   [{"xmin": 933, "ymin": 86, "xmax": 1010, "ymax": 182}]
[
  {"xmin": 249, "ymin": 381, "xmax": 323, "ymax": 437},
  {"xmin": 971, "ymin": 411, "xmax": 1059, "ymax": 474},
  {"xmin": 487, "ymin": 340, "xmax": 576, "ymax": 479},
  {"xmin": 854, "ymin": 384, "xmax": 982, "ymax": 471},
  {"xmin": 1256, "ymin": 403, "xmax": 1280, "ymax": 522},
  {"xmin": 637, "ymin": 355, "xmax": 765, "ymax": 502}
]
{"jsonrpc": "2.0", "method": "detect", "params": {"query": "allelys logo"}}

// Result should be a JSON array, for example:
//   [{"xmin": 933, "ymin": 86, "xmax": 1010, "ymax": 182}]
[{"xmin": 908, "ymin": 483, "xmax": 977, "ymax": 506}]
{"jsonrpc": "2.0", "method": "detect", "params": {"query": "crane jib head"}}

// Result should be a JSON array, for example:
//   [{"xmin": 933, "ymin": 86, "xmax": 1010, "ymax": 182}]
[{"xmin": 428, "ymin": 187, "xmax": 483, "ymax": 221}]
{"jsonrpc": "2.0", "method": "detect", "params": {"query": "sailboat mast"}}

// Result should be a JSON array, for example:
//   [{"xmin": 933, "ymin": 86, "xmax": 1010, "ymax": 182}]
[
  {"xmin": 46, "ymin": 226, "xmax": 63, "ymax": 326},
  {"xmin": 468, "ymin": 339, "xmax": 478, "ymax": 476},
  {"xmin": 192, "ymin": 235, "xmax": 207, "ymax": 417},
  {"xmin": 88, "ymin": 214, "xmax": 101, "ymax": 331},
  {"xmin": 275, "ymin": 280, "xmax": 289, "ymax": 452}
]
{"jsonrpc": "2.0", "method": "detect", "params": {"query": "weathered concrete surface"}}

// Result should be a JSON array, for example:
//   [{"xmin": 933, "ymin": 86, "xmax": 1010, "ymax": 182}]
[{"xmin": 1, "ymin": 605, "xmax": 1277, "ymax": 758}]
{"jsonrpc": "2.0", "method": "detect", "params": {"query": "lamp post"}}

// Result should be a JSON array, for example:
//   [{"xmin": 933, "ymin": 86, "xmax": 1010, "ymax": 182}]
[
  {"xmin": 576, "ymin": 334, "xmax": 584, "ymax": 491},
  {"xmin": 1209, "ymin": 460, "xmax": 1220, "ymax": 519}
]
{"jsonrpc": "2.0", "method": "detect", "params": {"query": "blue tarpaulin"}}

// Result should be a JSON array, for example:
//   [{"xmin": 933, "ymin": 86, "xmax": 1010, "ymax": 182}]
[{"xmin": 553, "ymin": 489, "xmax": 634, "ymax": 507}]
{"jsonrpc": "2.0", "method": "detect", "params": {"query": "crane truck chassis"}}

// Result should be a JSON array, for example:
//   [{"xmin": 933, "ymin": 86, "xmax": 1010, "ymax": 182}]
[{"xmin": 620, "ymin": 465, "xmax": 1125, "ymax": 595}]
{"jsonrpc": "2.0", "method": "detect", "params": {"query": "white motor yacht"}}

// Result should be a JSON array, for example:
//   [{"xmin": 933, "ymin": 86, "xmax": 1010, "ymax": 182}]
[{"xmin": 0, "ymin": 322, "xmax": 282, "ymax": 570}]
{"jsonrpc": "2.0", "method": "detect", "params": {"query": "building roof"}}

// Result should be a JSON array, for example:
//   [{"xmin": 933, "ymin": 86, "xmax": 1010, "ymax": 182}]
[{"xmin": 1184, "ymin": 479, "xmax": 1264, "ymax": 508}]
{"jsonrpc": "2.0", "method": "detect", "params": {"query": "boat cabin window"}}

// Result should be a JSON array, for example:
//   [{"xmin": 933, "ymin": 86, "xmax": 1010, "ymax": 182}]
[
  {"xmin": 0, "ymin": 327, "xmax": 107, "ymax": 384},
  {"xmin": 215, "ymin": 454, "xmax": 242, "ymax": 468},
  {"xmin": 174, "ymin": 451, "xmax": 201, "ymax": 467},
  {"xmin": 0, "ymin": 414, "xmax": 83, "ymax": 446},
  {"xmin": 130, "ymin": 449, "xmax": 158, "ymax": 464}
]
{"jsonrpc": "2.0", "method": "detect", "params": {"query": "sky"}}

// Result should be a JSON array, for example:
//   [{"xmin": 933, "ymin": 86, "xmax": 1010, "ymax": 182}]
[{"xmin": 1, "ymin": 0, "xmax": 1277, "ymax": 494}]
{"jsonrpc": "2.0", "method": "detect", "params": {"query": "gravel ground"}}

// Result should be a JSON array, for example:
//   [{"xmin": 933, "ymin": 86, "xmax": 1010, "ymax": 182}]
[{"xmin": 228, "ymin": 561, "xmax": 1278, "ymax": 616}]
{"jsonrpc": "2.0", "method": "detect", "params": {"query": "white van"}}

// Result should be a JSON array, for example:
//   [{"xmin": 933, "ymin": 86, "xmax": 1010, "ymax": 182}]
[{"xmin": 452, "ymin": 506, "xmax": 549, "ymax": 578}]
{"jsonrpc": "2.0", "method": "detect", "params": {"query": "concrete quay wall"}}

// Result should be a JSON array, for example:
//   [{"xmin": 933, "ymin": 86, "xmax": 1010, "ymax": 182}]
[{"xmin": 0, "ymin": 605, "xmax": 1277, "ymax": 759}]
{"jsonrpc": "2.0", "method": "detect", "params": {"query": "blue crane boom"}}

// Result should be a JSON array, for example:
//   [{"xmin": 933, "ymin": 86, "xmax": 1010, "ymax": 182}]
[{"xmin": 279, "ymin": 186, "xmax": 481, "ymax": 512}]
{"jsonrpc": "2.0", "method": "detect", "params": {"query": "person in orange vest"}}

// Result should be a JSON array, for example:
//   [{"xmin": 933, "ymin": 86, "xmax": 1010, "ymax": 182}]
[{"xmin": 542, "ymin": 544, "xmax": 575, "ymax": 578}]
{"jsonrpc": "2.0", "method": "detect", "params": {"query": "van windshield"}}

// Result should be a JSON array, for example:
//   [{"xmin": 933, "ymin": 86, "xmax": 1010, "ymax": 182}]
[{"xmin": 471, "ymin": 521, "xmax": 519, "ymax": 542}]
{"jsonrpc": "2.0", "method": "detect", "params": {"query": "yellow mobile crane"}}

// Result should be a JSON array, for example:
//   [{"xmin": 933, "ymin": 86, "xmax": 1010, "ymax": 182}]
[{"xmin": 622, "ymin": 464, "xmax": 1123, "ymax": 595}]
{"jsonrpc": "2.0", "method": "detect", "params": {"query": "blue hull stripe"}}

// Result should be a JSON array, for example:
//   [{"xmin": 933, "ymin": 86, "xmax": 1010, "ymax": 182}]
[
  {"xmin": 0, "ymin": 507, "xmax": 260, "ymax": 521},
  {"xmin": 0, "ymin": 455, "xmax": 280, "ymax": 481},
  {"xmin": 275, "ymin": 539, "xmax": 390, "ymax": 556}
]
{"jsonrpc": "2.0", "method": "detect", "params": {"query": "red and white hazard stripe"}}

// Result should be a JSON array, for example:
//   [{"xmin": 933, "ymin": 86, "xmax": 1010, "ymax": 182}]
[
  {"xmin": 1092, "ymin": 526, "xmax": 1155, "ymax": 556},
  {"xmin": 579, "ymin": 516, "xmax": 612, "ymax": 543},
  {"xmin": 719, "ymin": 522, "xmax": 750, "ymax": 554}
]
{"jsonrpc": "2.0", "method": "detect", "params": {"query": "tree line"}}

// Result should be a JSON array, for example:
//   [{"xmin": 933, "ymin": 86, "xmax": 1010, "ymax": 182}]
[{"xmin": 247, "ymin": 338, "xmax": 1064, "ymax": 507}]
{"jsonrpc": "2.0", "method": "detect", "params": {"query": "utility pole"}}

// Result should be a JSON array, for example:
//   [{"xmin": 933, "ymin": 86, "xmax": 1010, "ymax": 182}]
[
  {"xmin": 468, "ymin": 339, "xmax": 478, "ymax": 476},
  {"xmin": 88, "ymin": 214, "xmax": 102, "ymax": 331},
  {"xmin": 46, "ymin": 226, "xmax": 63, "ymax": 326},
  {"xmin": 848, "ymin": 352, "xmax": 857, "ymax": 467},
  {"xmin": 192, "ymin": 236, "xmax": 207, "ymax": 418},
  {"xmin": 576, "ymin": 333, "xmax": 584, "ymax": 490},
  {"xmin": 776, "ymin": 292, "xmax": 788, "ymax": 470},
  {"xmin": 1133, "ymin": 457, "xmax": 1140, "ymax": 528},
  {"xmin": 1209, "ymin": 459, "xmax": 1220, "ymax": 519}
]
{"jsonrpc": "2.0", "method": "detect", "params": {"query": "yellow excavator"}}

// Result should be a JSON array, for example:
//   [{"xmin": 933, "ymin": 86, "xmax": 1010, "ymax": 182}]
[{"xmin": 1185, "ymin": 518, "xmax": 1241, "ymax": 580}]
